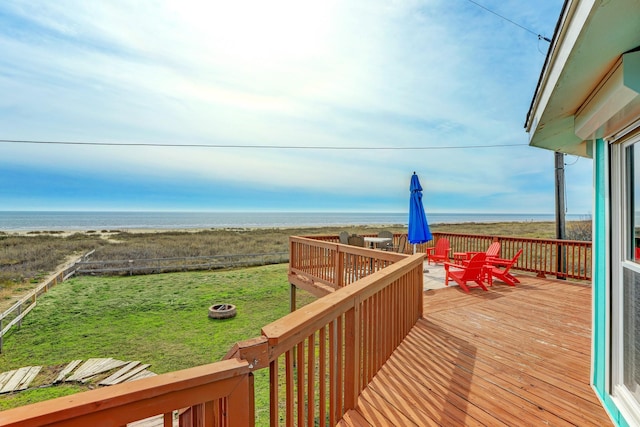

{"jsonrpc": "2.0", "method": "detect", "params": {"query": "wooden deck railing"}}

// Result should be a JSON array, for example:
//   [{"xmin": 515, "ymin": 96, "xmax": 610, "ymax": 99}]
[
  {"xmin": 307, "ymin": 232, "xmax": 592, "ymax": 281},
  {"xmin": 288, "ymin": 236, "xmax": 406, "ymax": 292},
  {"xmin": 1, "ymin": 358, "xmax": 253, "ymax": 427},
  {"xmin": 262, "ymin": 253, "xmax": 424, "ymax": 426},
  {"xmin": 0, "ymin": 238, "xmax": 424, "ymax": 427},
  {"xmin": 431, "ymin": 232, "xmax": 592, "ymax": 281}
]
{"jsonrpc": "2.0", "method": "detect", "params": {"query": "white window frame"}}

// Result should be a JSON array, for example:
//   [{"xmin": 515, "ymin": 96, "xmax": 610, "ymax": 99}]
[{"xmin": 611, "ymin": 132, "xmax": 640, "ymax": 426}]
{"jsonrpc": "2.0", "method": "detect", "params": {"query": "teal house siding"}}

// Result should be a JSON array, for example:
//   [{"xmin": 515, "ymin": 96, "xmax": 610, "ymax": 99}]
[
  {"xmin": 592, "ymin": 138, "xmax": 607, "ymax": 396},
  {"xmin": 592, "ymin": 139, "xmax": 628, "ymax": 426}
]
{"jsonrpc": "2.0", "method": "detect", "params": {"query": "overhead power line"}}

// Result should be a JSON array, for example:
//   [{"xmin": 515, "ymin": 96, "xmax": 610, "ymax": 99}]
[
  {"xmin": 0, "ymin": 139, "xmax": 528, "ymax": 150},
  {"xmin": 463, "ymin": 0, "xmax": 551, "ymax": 42}
]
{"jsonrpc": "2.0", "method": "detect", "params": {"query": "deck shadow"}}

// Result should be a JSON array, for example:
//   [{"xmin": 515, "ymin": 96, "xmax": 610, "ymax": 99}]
[{"xmin": 361, "ymin": 319, "xmax": 480, "ymax": 425}]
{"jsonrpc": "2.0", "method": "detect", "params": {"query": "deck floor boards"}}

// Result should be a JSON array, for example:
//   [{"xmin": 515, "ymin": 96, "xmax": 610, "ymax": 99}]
[{"xmin": 349, "ymin": 275, "xmax": 613, "ymax": 426}]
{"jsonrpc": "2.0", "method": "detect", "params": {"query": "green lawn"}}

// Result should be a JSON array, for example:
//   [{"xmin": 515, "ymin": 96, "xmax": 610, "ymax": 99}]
[{"xmin": 0, "ymin": 263, "xmax": 314, "ymax": 422}]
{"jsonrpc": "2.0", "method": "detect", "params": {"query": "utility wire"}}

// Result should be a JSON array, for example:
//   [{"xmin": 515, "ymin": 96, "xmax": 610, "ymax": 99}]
[
  {"xmin": 463, "ymin": 0, "xmax": 551, "ymax": 42},
  {"xmin": 0, "ymin": 139, "xmax": 528, "ymax": 150},
  {"xmin": 564, "ymin": 155, "xmax": 580, "ymax": 166}
]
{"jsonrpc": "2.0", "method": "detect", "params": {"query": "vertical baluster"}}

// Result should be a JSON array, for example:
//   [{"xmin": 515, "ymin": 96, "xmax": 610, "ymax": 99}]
[
  {"xmin": 204, "ymin": 400, "xmax": 215, "ymax": 427},
  {"xmin": 374, "ymin": 291, "xmax": 381, "ymax": 375},
  {"xmin": 307, "ymin": 333, "xmax": 315, "ymax": 427},
  {"xmin": 270, "ymin": 358, "xmax": 279, "ymax": 427},
  {"xmin": 227, "ymin": 374, "xmax": 251, "ymax": 427},
  {"xmin": 361, "ymin": 297, "xmax": 369, "ymax": 386},
  {"xmin": 297, "ymin": 341, "xmax": 305, "ymax": 424},
  {"xmin": 392, "ymin": 280, "xmax": 398, "ymax": 351},
  {"xmin": 382, "ymin": 288, "xmax": 388, "ymax": 369},
  {"xmin": 319, "ymin": 326, "xmax": 327, "ymax": 427},
  {"xmin": 329, "ymin": 320, "xmax": 336, "ymax": 427},
  {"xmin": 344, "ymin": 305, "xmax": 358, "ymax": 411},
  {"xmin": 286, "ymin": 350, "xmax": 294, "ymax": 427},
  {"xmin": 336, "ymin": 316, "xmax": 343, "ymax": 421},
  {"xmin": 162, "ymin": 411, "xmax": 172, "ymax": 427}
]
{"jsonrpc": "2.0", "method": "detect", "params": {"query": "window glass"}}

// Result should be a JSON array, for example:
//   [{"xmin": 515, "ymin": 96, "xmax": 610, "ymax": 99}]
[
  {"xmin": 622, "ymin": 141, "xmax": 640, "ymax": 412},
  {"xmin": 628, "ymin": 145, "xmax": 640, "ymax": 262},
  {"xmin": 624, "ymin": 268, "xmax": 640, "ymax": 401}
]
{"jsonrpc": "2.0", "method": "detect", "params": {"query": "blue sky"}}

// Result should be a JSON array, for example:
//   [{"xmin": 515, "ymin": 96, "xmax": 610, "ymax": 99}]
[{"xmin": 0, "ymin": 1, "xmax": 591, "ymax": 214}]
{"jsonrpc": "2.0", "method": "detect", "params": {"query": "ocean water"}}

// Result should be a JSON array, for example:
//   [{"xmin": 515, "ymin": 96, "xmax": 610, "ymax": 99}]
[{"xmin": 0, "ymin": 211, "xmax": 588, "ymax": 232}]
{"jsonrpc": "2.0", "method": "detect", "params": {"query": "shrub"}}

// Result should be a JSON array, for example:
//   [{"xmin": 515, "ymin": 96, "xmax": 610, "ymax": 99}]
[{"xmin": 566, "ymin": 218, "xmax": 592, "ymax": 241}]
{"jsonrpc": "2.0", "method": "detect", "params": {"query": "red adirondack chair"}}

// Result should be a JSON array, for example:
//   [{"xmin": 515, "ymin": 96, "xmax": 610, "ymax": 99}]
[
  {"xmin": 444, "ymin": 252, "xmax": 489, "ymax": 292},
  {"xmin": 485, "ymin": 249, "xmax": 523, "ymax": 287},
  {"xmin": 426, "ymin": 238, "xmax": 451, "ymax": 265},
  {"xmin": 463, "ymin": 241, "xmax": 500, "ymax": 265}
]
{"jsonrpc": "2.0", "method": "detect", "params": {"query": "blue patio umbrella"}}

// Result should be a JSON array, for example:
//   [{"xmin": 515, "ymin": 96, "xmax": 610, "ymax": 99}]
[{"xmin": 408, "ymin": 172, "xmax": 433, "ymax": 250}]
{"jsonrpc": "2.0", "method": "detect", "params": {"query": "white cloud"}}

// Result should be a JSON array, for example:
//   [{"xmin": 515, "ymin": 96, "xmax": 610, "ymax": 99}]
[{"xmin": 0, "ymin": 0, "xmax": 587, "ymax": 212}]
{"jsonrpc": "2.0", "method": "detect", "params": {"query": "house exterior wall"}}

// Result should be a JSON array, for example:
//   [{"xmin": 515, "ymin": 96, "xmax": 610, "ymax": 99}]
[
  {"xmin": 592, "ymin": 138, "xmax": 630, "ymax": 426},
  {"xmin": 525, "ymin": 2, "xmax": 640, "ymax": 425}
]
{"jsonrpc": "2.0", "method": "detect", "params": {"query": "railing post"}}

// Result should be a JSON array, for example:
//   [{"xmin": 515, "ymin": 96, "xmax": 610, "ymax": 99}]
[
  {"xmin": 556, "ymin": 242, "xmax": 567, "ymax": 280},
  {"xmin": 344, "ymin": 303, "xmax": 360, "ymax": 410},
  {"xmin": 336, "ymin": 246, "xmax": 344, "ymax": 288},
  {"xmin": 227, "ymin": 373, "xmax": 252, "ymax": 427},
  {"xmin": 290, "ymin": 284, "xmax": 297, "ymax": 312}
]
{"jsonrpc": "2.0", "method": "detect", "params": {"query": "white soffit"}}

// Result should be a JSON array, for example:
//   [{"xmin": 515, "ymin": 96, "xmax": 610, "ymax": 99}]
[{"xmin": 575, "ymin": 54, "xmax": 640, "ymax": 141}]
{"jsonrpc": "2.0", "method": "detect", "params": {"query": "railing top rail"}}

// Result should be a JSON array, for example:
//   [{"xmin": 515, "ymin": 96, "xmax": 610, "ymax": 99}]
[
  {"xmin": 264, "ymin": 253, "xmax": 424, "ymax": 359},
  {"xmin": 303, "ymin": 232, "xmax": 591, "ymax": 247},
  {"xmin": 290, "ymin": 235, "xmax": 338, "ymax": 249},
  {"xmin": 432, "ymin": 231, "xmax": 591, "ymax": 245},
  {"xmin": 0, "ymin": 358, "xmax": 250, "ymax": 427},
  {"xmin": 0, "ymin": 291, "xmax": 40, "ymax": 322}
]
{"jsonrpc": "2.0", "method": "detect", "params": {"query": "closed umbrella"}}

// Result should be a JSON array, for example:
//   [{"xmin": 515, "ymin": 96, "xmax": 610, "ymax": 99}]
[{"xmin": 408, "ymin": 172, "xmax": 432, "ymax": 253}]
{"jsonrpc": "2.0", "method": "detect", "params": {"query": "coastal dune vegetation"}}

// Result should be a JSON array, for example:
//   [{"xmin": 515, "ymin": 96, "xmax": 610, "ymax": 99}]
[{"xmin": 0, "ymin": 220, "xmax": 591, "ymax": 310}]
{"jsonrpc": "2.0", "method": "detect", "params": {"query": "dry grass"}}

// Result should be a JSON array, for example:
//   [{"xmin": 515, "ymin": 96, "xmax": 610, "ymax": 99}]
[
  {"xmin": 1, "ymin": 220, "xmax": 589, "ymax": 310},
  {"xmin": 0, "ymin": 233, "xmax": 104, "ymax": 305}
]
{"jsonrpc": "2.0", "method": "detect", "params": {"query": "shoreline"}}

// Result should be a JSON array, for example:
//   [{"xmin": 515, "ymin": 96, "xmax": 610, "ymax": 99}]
[
  {"xmin": 0, "ymin": 212, "xmax": 589, "ymax": 235},
  {"xmin": 0, "ymin": 224, "xmax": 405, "ymax": 237},
  {"xmin": 0, "ymin": 220, "xmax": 569, "ymax": 239}
]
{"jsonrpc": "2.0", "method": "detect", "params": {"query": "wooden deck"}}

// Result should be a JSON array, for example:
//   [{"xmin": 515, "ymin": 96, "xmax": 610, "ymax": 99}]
[{"xmin": 339, "ymin": 275, "xmax": 612, "ymax": 426}]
